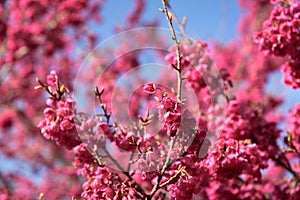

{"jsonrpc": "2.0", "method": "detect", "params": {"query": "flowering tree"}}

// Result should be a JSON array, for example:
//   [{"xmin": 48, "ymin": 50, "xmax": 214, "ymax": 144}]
[{"xmin": 1, "ymin": 0, "xmax": 300, "ymax": 199}]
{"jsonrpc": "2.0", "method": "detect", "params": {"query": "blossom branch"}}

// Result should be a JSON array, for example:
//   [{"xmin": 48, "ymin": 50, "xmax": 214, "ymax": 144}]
[
  {"xmin": 102, "ymin": 148, "xmax": 148, "ymax": 198},
  {"xmin": 161, "ymin": 0, "xmax": 183, "ymax": 101},
  {"xmin": 148, "ymin": 139, "xmax": 176, "ymax": 199},
  {"xmin": 159, "ymin": 167, "xmax": 184, "ymax": 188},
  {"xmin": 272, "ymin": 155, "xmax": 300, "ymax": 183},
  {"xmin": 166, "ymin": 2, "xmax": 192, "ymax": 45},
  {"xmin": 35, "ymin": 78, "xmax": 67, "ymax": 101},
  {"xmin": 286, "ymin": 131, "xmax": 300, "ymax": 157},
  {"xmin": 94, "ymin": 87, "xmax": 111, "ymax": 125}
]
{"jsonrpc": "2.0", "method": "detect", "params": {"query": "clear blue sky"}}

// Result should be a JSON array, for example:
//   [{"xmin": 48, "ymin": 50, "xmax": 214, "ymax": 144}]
[{"xmin": 99, "ymin": 0, "xmax": 243, "ymax": 42}]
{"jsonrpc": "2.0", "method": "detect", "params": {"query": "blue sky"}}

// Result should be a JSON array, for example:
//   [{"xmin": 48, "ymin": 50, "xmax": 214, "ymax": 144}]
[{"xmin": 99, "ymin": 0, "xmax": 243, "ymax": 42}]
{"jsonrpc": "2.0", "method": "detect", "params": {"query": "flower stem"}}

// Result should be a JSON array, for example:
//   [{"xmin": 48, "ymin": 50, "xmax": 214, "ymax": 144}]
[
  {"xmin": 148, "ymin": 139, "xmax": 176, "ymax": 199},
  {"xmin": 161, "ymin": 0, "xmax": 183, "ymax": 102}
]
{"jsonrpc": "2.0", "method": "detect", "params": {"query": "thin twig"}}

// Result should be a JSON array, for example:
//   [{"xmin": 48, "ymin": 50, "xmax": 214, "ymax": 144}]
[
  {"xmin": 161, "ymin": 0, "xmax": 183, "ymax": 101},
  {"xmin": 127, "ymin": 152, "xmax": 135, "ymax": 172},
  {"xmin": 95, "ymin": 87, "xmax": 111, "ymax": 125},
  {"xmin": 272, "ymin": 156, "xmax": 300, "ymax": 183},
  {"xmin": 159, "ymin": 167, "xmax": 183, "ymax": 188},
  {"xmin": 166, "ymin": 3, "xmax": 192, "ymax": 45},
  {"xmin": 148, "ymin": 139, "xmax": 176, "ymax": 199}
]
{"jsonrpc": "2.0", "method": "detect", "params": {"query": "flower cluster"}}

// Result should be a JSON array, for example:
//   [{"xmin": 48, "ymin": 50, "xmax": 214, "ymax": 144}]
[
  {"xmin": 254, "ymin": 2, "xmax": 300, "ymax": 58},
  {"xmin": 222, "ymin": 100, "xmax": 281, "ymax": 157},
  {"xmin": 204, "ymin": 138, "xmax": 268, "ymax": 180},
  {"xmin": 37, "ymin": 71, "xmax": 81, "ymax": 150},
  {"xmin": 3, "ymin": 0, "xmax": 102, "ymax": 63},
  {"xmin": 73, "ymin": 143, "xmax": 96, "ymax": 175},
  {"xmin": 81, "ymin": 166, "xmax": 144, "ymax": 199},
  {"xmin": 157, "ymin": 95, "xmax": 182, "ymax": 137},
  {"xmin": 281, "ymin": 60, "xmax": 300, "ymax": 88},
  {"xmin": 254, "ymin": 1, "xmax": 300, "ymax": 88},
  {"xmin": 287, "ymin": 103, "xmax": 300, "ymax": 152}
]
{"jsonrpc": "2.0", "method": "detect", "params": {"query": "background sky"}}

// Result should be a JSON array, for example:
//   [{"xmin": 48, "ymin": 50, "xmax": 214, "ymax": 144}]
[{"xmin": 99, "ymin": 0, "xmax": 243, "ymax": 42}]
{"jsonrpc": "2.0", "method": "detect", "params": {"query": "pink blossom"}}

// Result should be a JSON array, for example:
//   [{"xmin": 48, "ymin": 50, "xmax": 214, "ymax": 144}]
[
  {"xmin": 143, "ymin": 82, "xmax": 156, "ymax": 94},
  {"xmin": 46, "ymin": 70, "xmax": 58, "ymax": 86},
  {"xmin": 60, "ymin": 120, "xmax": 74, "ymax": 131}
]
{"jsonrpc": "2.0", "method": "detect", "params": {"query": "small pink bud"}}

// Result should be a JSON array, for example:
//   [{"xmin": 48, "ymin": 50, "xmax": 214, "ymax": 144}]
[
  {"xmin": 143, "ymin": 82, "xmax": 156, "ymax": 94},
  {"xmin": 47, "ymin": 70, "xmax": 58, "ymax": 86},
  {"xmin": 60, "ymin": 119, "xmax": 74, "ymax": 131},
  {"xmin": 46, "ymin": 98, "xmax": 56, "ymax": 108},
  {"xmin": 43, "ymin": 108, "xmax": 56, "ymax": 119}
]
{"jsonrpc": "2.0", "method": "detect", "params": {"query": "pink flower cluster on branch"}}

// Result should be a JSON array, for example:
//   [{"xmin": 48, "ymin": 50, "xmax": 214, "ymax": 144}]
[
  {"xmin": 254, "ymin": 1, "xmax": 300, "ymax": 88},
  {"xmin": 254, "ymin": 2, "xmax": 300, "ymax": 58},
  {"xmin": 158, "ymin": 95, "xmax": 182, "ymax": 137},
  {"xmin": 204, "ymin": 138, "xmax": 268, "ymax": 180},
  {"xmin": 287, "ymin": 103, "xmax": 300, "ymax": 153},
  {"xmin": 81, "ymin": 166, "xmax": 144, "ymax": 199},
  {"xmin": 222, "ymin": 100, "xmax": 281, "ymax": 157},
  {"xmin": 37, "ymin": 71, "xmax": 81, "ymax": 150}
]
